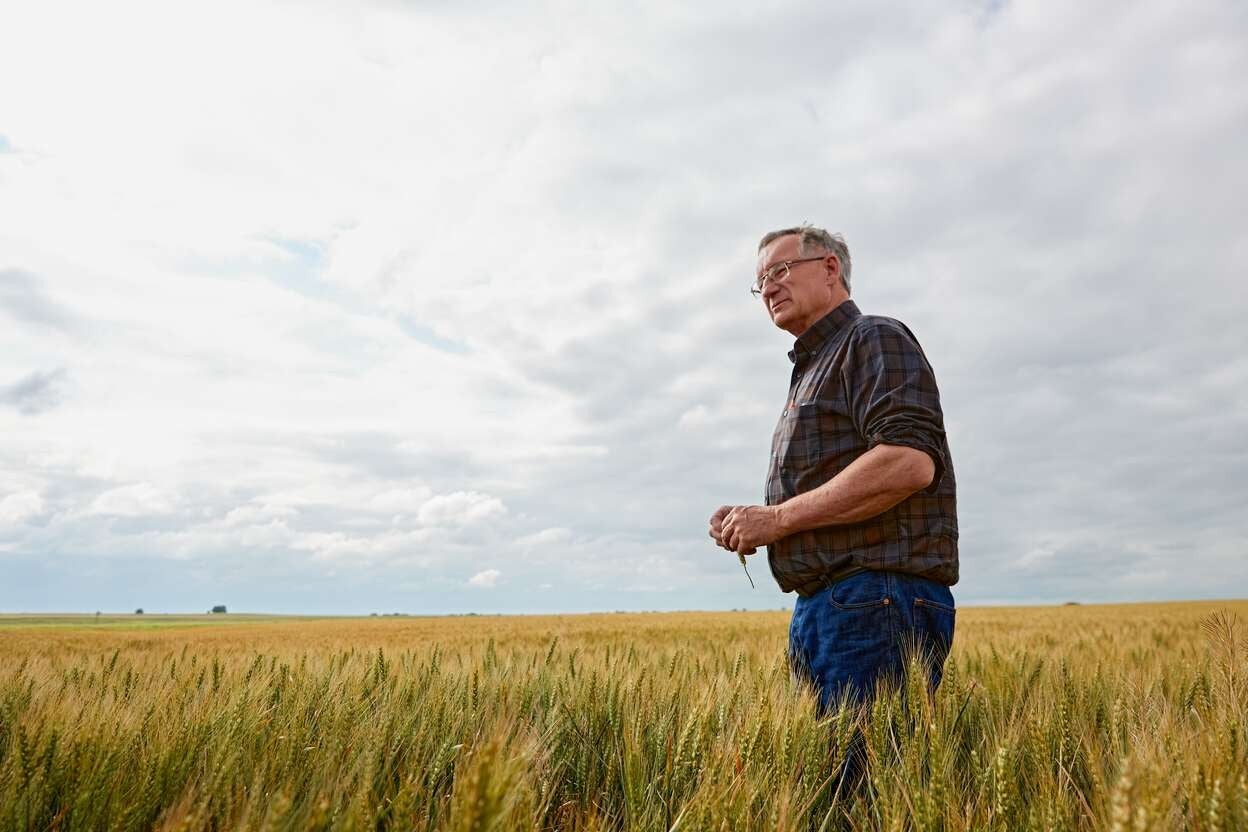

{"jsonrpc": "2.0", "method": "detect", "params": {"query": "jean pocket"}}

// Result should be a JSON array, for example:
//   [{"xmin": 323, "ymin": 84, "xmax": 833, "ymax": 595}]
[
  {"xmin": 911, "ymin": 597, "xmax": 955, "ymax": 655},
  {"xmin": 827, "ymin": 572, "xmax": 889, "ymax": 611},
  {"xmin": 913, "ymin": 597, "xmax": 956, "ymax": 615}
]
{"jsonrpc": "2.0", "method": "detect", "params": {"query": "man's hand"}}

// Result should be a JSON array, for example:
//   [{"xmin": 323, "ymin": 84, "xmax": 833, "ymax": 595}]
[
  {"xmin": 708, "ymin": 505, "xmax": 756, "ymax": 555},
  {"xmin": 717, "ymin": 504, "xmax": 786, "ymax": 555}
]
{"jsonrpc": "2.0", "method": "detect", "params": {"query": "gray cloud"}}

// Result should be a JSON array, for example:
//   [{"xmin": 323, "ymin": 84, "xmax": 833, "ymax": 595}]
[
  {"xmin": 0, "ymin": 269, "xmax": 77, "ymax": 333},
  {"xmin": 0, "ymin": 368, "xmax": 68, "ymax": 415}
]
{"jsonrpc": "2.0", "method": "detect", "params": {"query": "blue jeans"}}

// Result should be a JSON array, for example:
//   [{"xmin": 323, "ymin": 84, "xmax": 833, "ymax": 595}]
[{"xmin": 788, "ymin": 569, "xmax": 956, "ymax": 715}]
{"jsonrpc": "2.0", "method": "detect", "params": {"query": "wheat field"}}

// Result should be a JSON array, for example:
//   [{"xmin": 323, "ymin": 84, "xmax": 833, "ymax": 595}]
[{"xmin": 1, "ymin": 601, "xmax": 1246, "ymax": 831}]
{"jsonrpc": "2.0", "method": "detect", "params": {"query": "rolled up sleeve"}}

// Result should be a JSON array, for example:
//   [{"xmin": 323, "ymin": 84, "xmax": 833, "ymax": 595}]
[{"xmin": 842, "ymin": 320, "xmax": 948, "ymax": 494}]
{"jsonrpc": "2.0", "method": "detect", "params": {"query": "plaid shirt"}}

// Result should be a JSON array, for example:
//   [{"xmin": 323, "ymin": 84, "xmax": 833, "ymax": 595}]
[{"xmin": 764, "ymin": 299, "xmax": 959, "ymax": 591}]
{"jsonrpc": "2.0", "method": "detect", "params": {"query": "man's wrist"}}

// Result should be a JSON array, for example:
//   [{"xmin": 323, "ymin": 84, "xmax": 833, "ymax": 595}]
[{"xmin": 772, "ymin": 502, "xmax": 794, "ymax": 539}]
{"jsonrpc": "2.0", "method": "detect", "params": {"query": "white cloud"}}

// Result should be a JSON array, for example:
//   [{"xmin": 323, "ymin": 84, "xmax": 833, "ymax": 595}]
[
  {"xmin": 417, "ymin": 492, "xmax": 507, "ymax": 528},
  {"xmin": 223, "ymin": 503, "xmax": 298, "ymax": 527},
  {"xmin": 88, "ymin": 483, "xmax": 175, "ymax": 517},
  {"xmin": 467, "ymin": 569, "xmax": 501, "ymax": 588},
  {"xmin": 677, "ymin": 405, "xmax": 712, "ymax": 430},
  {"xmin": 233, "ymin": 519, "xmax": 295, "ymax": 549},
  {"xmin": 368, "ymin": 487, "xmax": 434, "ymax": 514},
  {"xmin": 516, "ymin": 527, "xmax": 572, "ymax": 547},
  {"xmin": 0, "ymin": 490, "xmax": 43, "ymax": 525}
]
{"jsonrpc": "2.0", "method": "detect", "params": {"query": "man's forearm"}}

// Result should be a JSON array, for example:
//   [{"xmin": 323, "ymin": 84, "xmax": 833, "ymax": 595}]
[{"xmin": 775, "ymin": 444, "xmax": 933, "ymax": 536}]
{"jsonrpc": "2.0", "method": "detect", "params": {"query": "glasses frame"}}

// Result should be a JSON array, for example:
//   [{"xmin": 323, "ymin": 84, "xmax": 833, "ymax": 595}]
[{"xmin": 750, "ymin": 255, "xmax": 829, "ymax": 296}]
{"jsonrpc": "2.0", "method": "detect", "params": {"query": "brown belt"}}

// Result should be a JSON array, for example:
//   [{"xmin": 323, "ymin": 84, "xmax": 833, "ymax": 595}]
[{"xmin": 793, "ymin": 565, "xmax": 869, "ymax": 599}]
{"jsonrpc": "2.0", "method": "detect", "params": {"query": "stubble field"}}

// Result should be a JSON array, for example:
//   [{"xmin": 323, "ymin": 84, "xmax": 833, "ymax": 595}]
[{"xmin": 1, "ymin": 601, "xmax": 1246, "ymax": 831}]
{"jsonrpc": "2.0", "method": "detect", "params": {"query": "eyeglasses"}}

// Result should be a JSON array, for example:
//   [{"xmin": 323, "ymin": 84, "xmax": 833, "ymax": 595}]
[{"xmin": 750, "ymin": 255, "xmax": 828, "ymax": 296}]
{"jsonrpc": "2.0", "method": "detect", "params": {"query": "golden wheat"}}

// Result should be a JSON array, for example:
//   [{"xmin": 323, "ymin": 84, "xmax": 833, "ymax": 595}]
[{"xmin": 1, "ymin": 601, "xmax": 1245, "ymax": 830}]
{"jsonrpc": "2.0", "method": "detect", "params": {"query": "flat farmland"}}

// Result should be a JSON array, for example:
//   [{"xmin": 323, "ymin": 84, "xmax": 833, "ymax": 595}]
[{"xmin": 2, "ymin": 602, "xmax": 1246, "ymax": 830}]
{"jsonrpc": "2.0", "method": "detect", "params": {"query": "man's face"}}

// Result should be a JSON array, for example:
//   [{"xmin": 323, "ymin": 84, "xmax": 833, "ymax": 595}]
[{"xmin": 756, "ymin": 234, "xmax": 841, "ymax": 337}]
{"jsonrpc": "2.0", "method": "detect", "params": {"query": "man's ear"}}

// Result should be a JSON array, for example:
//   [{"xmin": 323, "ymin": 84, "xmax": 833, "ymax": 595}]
[{"xmin": 825, "ymin": 254, "xmax": 841, "ymax": 286}]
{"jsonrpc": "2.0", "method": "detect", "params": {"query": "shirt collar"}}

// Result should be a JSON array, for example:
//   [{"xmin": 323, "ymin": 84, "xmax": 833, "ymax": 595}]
[{"xmin": 788, "ymin": 299, "xmax": 861, "ymax": 365}]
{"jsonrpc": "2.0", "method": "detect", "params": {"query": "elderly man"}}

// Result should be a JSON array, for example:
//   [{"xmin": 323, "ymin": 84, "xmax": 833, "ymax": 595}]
[{"xmin": 709, "ymin": 225, "xmax": 958, "ymax": 715}]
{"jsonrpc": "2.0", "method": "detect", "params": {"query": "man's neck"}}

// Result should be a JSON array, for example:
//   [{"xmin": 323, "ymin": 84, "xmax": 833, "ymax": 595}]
[{"xmin": 788, "ymin": 292, "xmax": 850, "ymax": 338}]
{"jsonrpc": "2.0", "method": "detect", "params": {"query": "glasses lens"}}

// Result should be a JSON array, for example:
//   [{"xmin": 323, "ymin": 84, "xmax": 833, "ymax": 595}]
[{"xmin": 753, "ymin": 262, "xmax": 789, "ymax": 295}]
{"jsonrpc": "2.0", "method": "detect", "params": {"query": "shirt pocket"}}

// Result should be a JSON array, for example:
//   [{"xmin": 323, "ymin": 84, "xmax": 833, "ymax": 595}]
[{"xmin": 774, "ymin": 402, "xmax": 822, "ymax": 482}]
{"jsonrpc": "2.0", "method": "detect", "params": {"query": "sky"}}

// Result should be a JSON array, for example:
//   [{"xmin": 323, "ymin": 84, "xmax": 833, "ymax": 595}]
[{"xmin": 1, "ymin": 0, "xmax": 1246, "ymax": 614}]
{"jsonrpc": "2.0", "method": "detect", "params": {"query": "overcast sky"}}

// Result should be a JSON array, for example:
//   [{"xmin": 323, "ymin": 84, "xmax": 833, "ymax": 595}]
[{"xmin": 2, "ymin": 0, "xmax": 1245, "ymax": 614}]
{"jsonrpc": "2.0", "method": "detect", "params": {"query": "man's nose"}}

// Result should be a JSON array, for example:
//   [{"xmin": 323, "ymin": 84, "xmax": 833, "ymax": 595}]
[{"xmin": 761, "ymin": 278, "xmax": 783, "ymax": 300}]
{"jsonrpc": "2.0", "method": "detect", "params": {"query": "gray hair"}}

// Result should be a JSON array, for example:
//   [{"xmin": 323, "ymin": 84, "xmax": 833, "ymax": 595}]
[{"xmin": 758, "ymin": 224, "xmax": 852, "ymax": 295}]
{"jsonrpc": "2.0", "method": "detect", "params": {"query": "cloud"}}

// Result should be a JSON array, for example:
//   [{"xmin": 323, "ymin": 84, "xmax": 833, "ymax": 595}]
[
  {"xmin": 0, "ymin": 270, "xmax": 77, "ymax": 333},
  {"xmin": 0, "ymin": 0, "xmax": 1245, "ymax": 612},
  {"xmin": 417, "ymin": 492, "xmax": 507, "ymax": 527},
  {"xmin": 516, "ymin": 527, "xmax": 572, "ymax": 547},
  {"xmin": 222, "ymin": 502, "xmax": 298, "ymax": 527},
  {"xmin": 88, "ymin": 483, "xmax": 176, "ymax": 517},
  {"xmin": 0, "ymin": 368, "xmax": 68, "ymax": 415},
  {"xmin": 0, "ymin": 491, "xmax": 43, "ymax": 525},
  {"xmin": 467, "ymin": 568, "xmax": 501, "ymax": 588},
  {"xmin": 368, "ymin": 486, "xmax": 435, "ymax": 514}
]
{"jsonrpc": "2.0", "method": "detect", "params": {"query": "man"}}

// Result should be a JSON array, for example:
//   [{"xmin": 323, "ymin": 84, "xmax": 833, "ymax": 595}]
[{"xmin": 708, "ymin": 225, "xmax": 958, "ymax": 716}]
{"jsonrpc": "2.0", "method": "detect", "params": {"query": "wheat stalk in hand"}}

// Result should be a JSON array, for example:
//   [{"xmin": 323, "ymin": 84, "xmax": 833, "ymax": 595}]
[{"xmin": 739, "ymin": 551, "xmax": 754, "ymax": 588}]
